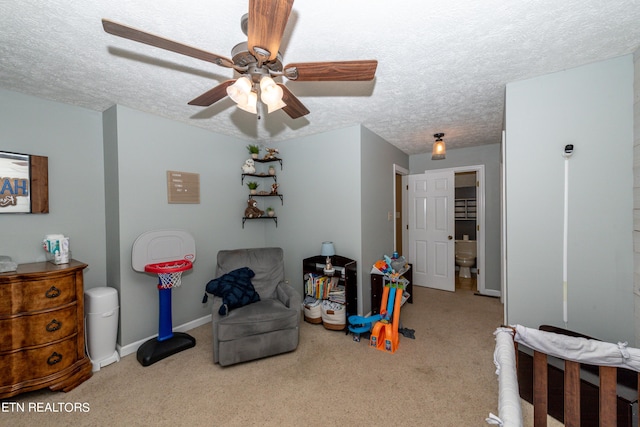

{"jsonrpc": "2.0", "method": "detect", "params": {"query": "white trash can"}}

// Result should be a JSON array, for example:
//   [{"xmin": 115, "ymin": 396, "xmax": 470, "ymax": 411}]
[{"xmin": 85, "ymin": 287, "xmax": 120, "ymax": 372}]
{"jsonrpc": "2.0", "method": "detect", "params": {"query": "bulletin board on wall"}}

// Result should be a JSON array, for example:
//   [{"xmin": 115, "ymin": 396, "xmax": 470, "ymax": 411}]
[{"xmin": 166, "ymin": 170, "xmax": 200, "ymax": 204}]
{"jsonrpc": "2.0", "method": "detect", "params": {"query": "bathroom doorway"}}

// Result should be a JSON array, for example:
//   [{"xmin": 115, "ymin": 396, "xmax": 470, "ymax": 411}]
[
  {"xmin": 455, "ymin": 171, "xmax": 478, "ymax": 291},
  {"xmin": 404, "ymin": 165, "xmax": 486, "ymax": 295},
  {"xmin": 452, "ymin": 165, "xmax": 485, "ymax": 294}
]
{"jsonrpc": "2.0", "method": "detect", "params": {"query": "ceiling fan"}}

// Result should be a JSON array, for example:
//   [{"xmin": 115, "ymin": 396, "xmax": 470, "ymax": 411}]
[{"xmin": 102, "ymin": 0, "xmax": 378, "ymax": 119}]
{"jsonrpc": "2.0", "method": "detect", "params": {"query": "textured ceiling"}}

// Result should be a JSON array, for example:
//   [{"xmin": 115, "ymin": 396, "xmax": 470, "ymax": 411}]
[{"xmin": 1, "ymin": 0, "xmax": 639, "ymax": 155}]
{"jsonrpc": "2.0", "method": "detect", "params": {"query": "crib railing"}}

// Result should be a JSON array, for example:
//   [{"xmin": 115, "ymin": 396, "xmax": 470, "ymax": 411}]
[
  {"xmin": 489, "ymin": 325, "xmax": 640, "ymax": 427},
  {"xmin": 529, "ymin": 349, "xmax": 624, "ymax": 427}
]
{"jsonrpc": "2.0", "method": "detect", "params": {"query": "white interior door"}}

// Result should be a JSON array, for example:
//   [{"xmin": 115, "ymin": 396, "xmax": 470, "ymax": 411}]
[{"xmin": 408, "ymin": 170, "xmax": 455, "ymax": 291}]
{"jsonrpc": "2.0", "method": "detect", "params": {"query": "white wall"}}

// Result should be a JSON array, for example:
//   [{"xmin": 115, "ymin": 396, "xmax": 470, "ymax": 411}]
[
  {"xmin": 410, "ymin": 143, "xmax": 502, "ymax": 292},
  {"xmin": 505, "ymin": 54, "xmax": 634, "ymax": 343},
  {"xmin": 0, "ymin": 89, "xmax": 107, "ymax": 288}
]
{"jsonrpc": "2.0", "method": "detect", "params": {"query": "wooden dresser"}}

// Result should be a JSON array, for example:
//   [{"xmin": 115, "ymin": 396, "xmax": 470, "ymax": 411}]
[{"xmin": 0, "ymin": 259, "xmax": 93, "ymax": 398}]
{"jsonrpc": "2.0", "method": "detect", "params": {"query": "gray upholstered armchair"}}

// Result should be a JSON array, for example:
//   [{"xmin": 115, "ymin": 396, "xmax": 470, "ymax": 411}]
[{"xmin": 207, "ymin": 247, "xmax": 301, "ymax": 366}]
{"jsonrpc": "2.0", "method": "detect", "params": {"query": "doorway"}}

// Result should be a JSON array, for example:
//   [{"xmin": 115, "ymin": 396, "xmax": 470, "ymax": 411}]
[
  {"xmin": 402, "ymin": 165, "xmax": 487, "ymax": 295},
  {"xmin": 394, "ymin": 164, "xmax": 408, "ymax": 255}
]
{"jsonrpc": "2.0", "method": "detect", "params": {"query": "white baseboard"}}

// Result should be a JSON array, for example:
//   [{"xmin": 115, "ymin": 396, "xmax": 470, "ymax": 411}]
[
  {"xmin": 477, "ymin": 289, "xmax": 501, "ymax": 298},
  {"xmin": 118, "ymin": 314, "xmax": 212, "ymax": 358}
]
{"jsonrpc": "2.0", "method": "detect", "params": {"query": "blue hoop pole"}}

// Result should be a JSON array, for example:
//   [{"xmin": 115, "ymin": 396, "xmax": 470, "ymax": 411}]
[{"xmin": 157, "ymin": 285, "xmax": 174, "ymax": 342}]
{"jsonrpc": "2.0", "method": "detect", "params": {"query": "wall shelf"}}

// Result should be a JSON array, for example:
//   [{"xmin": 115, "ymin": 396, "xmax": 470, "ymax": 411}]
[
  {"xmin": 242, "ymin": 157, "xmax": 283, "ymax": 227},
  {"xmin": 242, "ymin": 216, "xmax": 277, "ymax": 228},
  {"xmin": 249, "ymin": 193, "xmax": 283, "ymax": 205},
  {"xmin": 242, "ymin": 173, "xmax": 277, "ymax": 185},
  {"xmin": 253, "ymin": 157, "xmax": 282, "ymax": 170}
]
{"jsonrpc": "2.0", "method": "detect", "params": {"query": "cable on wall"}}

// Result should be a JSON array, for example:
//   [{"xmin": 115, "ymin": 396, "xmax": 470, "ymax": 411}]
[{"xmin": 562, "ymin": 144, "xmax": 574, "ymax": 327}]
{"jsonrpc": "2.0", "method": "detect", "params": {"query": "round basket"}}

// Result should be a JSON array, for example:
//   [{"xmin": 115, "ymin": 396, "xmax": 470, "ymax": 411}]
[
  {"xmin": 303, "ymin": 302, "xmax": 322, "ymax": 324},
  {"xmin": 321, "ymin": 303, "xmax": 346, "ymax": 331}
]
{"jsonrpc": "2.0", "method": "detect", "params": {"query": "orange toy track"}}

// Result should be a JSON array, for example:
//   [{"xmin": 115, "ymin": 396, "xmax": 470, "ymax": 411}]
[{"xmin": 369, "ymin": 284, "xmax": 403, "ymax": 353}]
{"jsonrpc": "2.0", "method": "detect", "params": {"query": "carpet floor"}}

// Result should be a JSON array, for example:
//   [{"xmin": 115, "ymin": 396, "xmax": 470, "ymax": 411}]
[{"xmin": 1, "ymin": 285, "xmax": 560, "ymax": 426}]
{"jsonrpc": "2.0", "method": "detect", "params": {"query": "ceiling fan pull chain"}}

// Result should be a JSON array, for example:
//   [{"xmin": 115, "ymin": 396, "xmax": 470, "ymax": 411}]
[{"xmin": 256, "ymin": 99, "xmax": 264, "ymax": 121}]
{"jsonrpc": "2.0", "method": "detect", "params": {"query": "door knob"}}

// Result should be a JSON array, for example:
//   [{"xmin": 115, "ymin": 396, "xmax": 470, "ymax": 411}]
[{"xmin": 448, "ymin": 235, "xmax": 453, "ymax": 240}]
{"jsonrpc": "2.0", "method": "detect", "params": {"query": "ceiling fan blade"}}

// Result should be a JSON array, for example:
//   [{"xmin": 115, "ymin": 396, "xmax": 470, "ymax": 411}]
[
  {"xmin": 284, "ymin": 60, "xmax": 378, "ymax": 81},
  {"xmin": 102, "ymin": 19, "xmax": 234, "ymax": 68},
  {"xmin": 247, "ymin": 0, "xmax": 294, "ymax": 62},
  {"xmin": 188, "ymin": 80, "xmax": 235, "ymax": 106},
  {"xmin": 278, "ymin": 84, "xmax": 309, "ymax": 119}
]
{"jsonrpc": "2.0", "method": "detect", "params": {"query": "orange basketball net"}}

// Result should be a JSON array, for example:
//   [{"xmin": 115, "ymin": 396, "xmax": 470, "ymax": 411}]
[{"xmin": 145, "ymin": 260, "xmax": 193, "ymax": 289}]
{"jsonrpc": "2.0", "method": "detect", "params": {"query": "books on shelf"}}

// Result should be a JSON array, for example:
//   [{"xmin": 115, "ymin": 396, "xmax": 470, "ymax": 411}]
[{"xmin": 304, "ymin": 274, "xmax": 342, "ymax": 301}]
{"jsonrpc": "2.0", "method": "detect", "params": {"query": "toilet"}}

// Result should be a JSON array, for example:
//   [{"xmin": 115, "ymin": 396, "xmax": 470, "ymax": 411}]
[{"xmin": 455, "ymin": 240, "xmax": 477, "ymax": 279}]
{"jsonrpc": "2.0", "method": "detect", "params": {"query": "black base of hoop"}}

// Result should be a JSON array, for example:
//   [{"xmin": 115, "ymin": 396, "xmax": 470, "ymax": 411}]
[{"xmin": 136, "ymin": 332, "xmax": 196, "ymax": 367}]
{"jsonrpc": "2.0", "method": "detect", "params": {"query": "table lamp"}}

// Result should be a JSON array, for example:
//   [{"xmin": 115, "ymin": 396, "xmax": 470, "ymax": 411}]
[{"xmin": 320, "ymin": 241, "xmax": 335, "ymax": 275}]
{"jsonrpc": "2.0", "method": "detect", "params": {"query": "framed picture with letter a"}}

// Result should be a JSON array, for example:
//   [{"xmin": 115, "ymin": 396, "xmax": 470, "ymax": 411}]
[{"xmin": 0, "ymin": 151, "xmax": 49, "ymax": 213}]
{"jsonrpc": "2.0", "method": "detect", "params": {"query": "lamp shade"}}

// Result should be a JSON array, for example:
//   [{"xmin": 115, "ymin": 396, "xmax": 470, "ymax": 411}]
[
  {"xmin": 238, "ymin": 90, "xmax": 257, "ymax": 114},
  {"xmin": 431, "ymin": 133, "xmax": 446, "ymax": 160},
  {"xmin": 259, "ymin": 76, "xmax": 286, "ymax": 113},
  {"xmin": 320, "ymin": 241, "xmax": 335, "ymax": 257},
  {"xmin": 226, "ymin": 77, "xmax": 257, "ymax": 114}
]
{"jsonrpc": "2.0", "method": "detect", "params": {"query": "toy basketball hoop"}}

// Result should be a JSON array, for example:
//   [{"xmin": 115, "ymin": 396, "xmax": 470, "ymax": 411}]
[
  {"xmin": 131, "ymin": 229, "xmax": 197, "ymax": 366},
  {"xmin": 145, "ymin": 259, "xmax": 192, "ymax": 290}
]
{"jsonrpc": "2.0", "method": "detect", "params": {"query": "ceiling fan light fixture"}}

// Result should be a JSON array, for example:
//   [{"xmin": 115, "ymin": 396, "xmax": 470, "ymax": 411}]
[
  {"xmin": 101, "ymin": 2, "xmax": 377, "ymax": 121},
  {"xmin": 259, "ymin": 76, "xmax": 286, "ymax": 113},
  {"xmin": 226, "ymin": 76, "xmax": 253, "ymax": 104},
  {"xmin": 237, "ymin": 90, "xmax": 258, "ymax": 114},
  {"xmin": 432, "ymin": 133, "xmax": 446, "ymax": 160}
]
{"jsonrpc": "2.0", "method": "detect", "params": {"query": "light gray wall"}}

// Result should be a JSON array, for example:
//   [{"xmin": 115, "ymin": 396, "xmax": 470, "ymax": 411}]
[
  {"xmin": 0, "ymin": 89, "xmax": 410, "ymax": 344},
  {"xmin": 409, "ymin": 143, "xmax": 502, "ymax": 292},
  {"xmin": 360, "ymin": 126, "xmax": 410, "ymax": 314},
  {"xmin": 107, "ymin": 113, "xmax": 404, "ymax": 344},
  {"xmin": 264, "ymin": 126, "xmax": 363, "ymax": 302},
  {"xmin": 104, "ymin": 105, "xmax": 260, "ymax": 346},
  {"xmin": 0, "ymin": 89, "xmax": 107, "ymax": 288},
  {"xmin": 505, "ymin": 54, "xmax": 634, "ymax": 343},
  {"xmin": 634, "ymin": 48, "xmax": 640, "ymax": 347}
]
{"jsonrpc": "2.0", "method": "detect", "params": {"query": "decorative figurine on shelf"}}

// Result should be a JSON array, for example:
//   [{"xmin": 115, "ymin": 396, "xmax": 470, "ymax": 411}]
[
  {"xmin": 270, "ymin": 182, "xmax": 279, "ymax": 194},
  {"xmin": 242, "ymin": 159, "xmax": 256, "ymax": 174},
  {"xmin": 324, "ymin": 256, "xmax": 334, "ymax": 276},
  {"xmin": 244, "ymin": 198, "xmax": 264, "ymax": 218},
  {"xmin": 263, "ymin": 147, "xmax": 279, "ymax": 159}
]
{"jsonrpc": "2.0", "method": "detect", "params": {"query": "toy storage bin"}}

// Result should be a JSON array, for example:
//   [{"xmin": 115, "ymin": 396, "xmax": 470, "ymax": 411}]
[
  {"xmin": 303, "ymin": 298, "xmax": 322, "ymax": 324},
  {"xmin": 321, "ymin": 301, "xmax": 346, "ymax": 331}
]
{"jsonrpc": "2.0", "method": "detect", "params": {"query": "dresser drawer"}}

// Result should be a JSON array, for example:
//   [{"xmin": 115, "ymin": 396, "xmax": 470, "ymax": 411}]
[
  {"xmin": 0, "ymin": 335, "xmax": 78, "ymax": 387},
  {"xmin": 0, "ymin": 304, "xmax": 78, "ymax": 351},
  {"xmin": 0, "ymin": 274, "xmax": 76, "ymax": 314}
]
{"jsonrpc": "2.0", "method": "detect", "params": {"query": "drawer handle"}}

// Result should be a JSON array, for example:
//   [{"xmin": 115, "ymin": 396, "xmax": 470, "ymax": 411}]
[
  {"xmin": 45, "ymin": 286, "xmax": 61, "ymax": 298},
  {"xmin": 46, "ymin": 319, "xmax": 62, "ymax": 332},
  {"xmin": 47, "ymin": 351, "xmax": 62, "ymax": 366}
]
